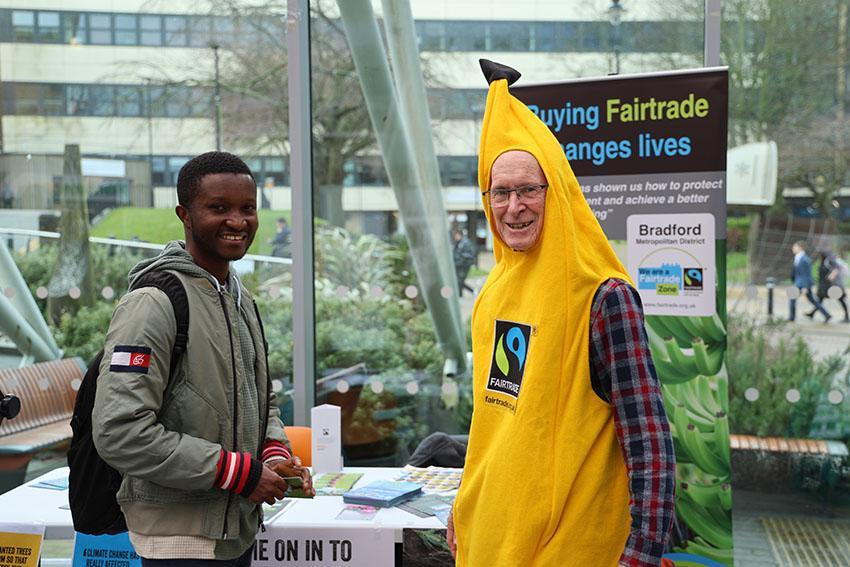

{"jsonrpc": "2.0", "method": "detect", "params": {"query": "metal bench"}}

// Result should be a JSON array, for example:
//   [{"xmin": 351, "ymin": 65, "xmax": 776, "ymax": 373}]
[
  {"xmin": 0, "ymin": 358, "xmax": 85, "ymax": 493},
  {"xmin": 730, "ymin": 434, "xmax": 849, "ymax": 504}
]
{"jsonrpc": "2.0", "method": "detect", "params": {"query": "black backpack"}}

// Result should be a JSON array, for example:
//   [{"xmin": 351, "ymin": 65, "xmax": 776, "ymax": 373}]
[{"xmin": 68, "ymin": 271, "xmax": 189, "ymax": 535}]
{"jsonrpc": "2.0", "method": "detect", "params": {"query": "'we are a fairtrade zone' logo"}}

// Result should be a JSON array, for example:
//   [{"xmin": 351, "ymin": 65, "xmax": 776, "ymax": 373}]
[{"xmin": 486, "ymin": 320, "xmax": 532, "ymax": 401}]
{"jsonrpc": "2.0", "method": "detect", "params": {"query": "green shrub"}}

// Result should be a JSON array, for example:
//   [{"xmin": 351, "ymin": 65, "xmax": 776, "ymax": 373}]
[
  {"xmin": 727, "ymin": 314, "xmax": 845, "ymax": 437},
  {"xmin": 14, "ymin": 245, "xmax": 146, "ymax": 309},
  {"xmin": 12, "ymin": 244, "xmax": 146, "ymax": 358},
  {"xmin": 726, "ymin": 216, "xmax": 751, "ymax": 253},
  {"xmin": 53, "ymin": 301, "xmax": 117, "ymax": 362}
]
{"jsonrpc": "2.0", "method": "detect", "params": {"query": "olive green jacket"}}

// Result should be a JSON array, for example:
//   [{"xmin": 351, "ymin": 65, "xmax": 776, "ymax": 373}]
[{"xmin": 93, "ymin": 247, "xmax": 286, "ymax": 558}]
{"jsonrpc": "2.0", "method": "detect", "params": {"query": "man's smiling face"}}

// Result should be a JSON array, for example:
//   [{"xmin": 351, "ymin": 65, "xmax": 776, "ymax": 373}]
[
  {"xmin": 177, "ymin": 172, "xmax": 257, "ymax": 280},
  {"xmin": 489, "ymin": 151, "xmax": 547, "ymax": 251}
]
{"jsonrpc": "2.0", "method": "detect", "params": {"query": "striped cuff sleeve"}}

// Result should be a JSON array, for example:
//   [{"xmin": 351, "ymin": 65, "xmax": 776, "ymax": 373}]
[
  {"xmin": 261, "ymin": 440, "xmax": 291, "ymax": 463},
  {"xmin": 214, "ymin": 450, "xmax": 263, "ymax": 497}
]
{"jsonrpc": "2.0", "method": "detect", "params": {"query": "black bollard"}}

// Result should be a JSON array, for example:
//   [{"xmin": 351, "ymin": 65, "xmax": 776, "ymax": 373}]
[{"xmin": 766, "ymin": 276, "xmax": 775, "ymax": 318}]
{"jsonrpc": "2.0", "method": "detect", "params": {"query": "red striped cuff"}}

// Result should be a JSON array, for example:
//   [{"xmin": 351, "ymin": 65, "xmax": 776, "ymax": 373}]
[
  {"xmin": 214, "ymin": 450, "xmax": 262, "ymax": 497},
  {"xmin": 261, "ymin": 440, "xmax": 291, "ymax": 463}
]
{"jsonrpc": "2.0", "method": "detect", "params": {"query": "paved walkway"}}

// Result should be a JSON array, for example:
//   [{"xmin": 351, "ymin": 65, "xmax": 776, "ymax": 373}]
[{"xmin": 727, "ymin": 284, "xmax": 850, "ymax": 360}]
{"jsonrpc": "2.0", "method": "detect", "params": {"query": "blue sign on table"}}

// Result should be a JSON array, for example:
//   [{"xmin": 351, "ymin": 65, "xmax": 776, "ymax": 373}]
[{"xmin": 72, "ymin": 532, "xmax": 141, "ymax": 567}]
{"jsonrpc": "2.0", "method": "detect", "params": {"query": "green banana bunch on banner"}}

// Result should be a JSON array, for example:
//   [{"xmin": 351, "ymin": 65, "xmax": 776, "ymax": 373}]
[{"xmin": 647, "ymin": 314, "xmax": 732, "ymax": 564}]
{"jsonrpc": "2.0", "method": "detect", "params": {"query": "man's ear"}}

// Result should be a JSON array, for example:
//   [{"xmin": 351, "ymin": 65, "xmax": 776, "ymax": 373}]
[{"xmin": 175, "ymin": 204, "xmax": 190, "ymax": 227}]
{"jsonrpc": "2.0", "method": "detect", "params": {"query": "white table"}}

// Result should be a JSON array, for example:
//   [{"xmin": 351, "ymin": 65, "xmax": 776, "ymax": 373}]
[{"xmin": 0, "ymin": 467, "xmax": 447, "ymax": 565}]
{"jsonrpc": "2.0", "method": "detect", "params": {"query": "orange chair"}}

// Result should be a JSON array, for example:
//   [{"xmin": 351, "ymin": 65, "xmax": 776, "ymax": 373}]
[{"xmin": 284, "ymin": 426, "xmax": 312, "ymax": 467}]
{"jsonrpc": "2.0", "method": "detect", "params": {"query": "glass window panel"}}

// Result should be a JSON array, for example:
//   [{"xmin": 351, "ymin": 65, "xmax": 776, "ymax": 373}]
[
  {"xmin": 488, "ymin": 21, "xmax": 530, "ymax": 51},
  {"xmin": 115, "ymin": 86, "xmax": 142, "ymax": 116},
  {"xmin": 140, "ymin": 30, "xmax": 161, "ymax": 46},
  {"xmin": 139, "ymin": 15, "xmax": 162, "ymax": 46},
  {"xmin": 151, "ymin": 157, "xmax": 167, "ymax": 186},
  {"xmin": 266, "ymin": 157, "xmax": 284, "ymax": 172},
  {"xmin": 534, "ymin": 22, "xmax": 556, "ymax": 51},
  {"xmin": 89, "ymin": 14, "xmax": 110, "ymax": 27},
  {"xmin": 11, "ymin": 10, "xmax": 35, "ymax": 41},
  {"xmin": 418, "ymin": 21, "xmax": 445, "ymax": 51},
  {"xmin": 140, "ymin": 15, "xmax": 160, "ymax": 31},
  {"xmin": 114, "ymin": 14, "xmax": 138, "ymax": 45},
  {"xmin": 167, "ymin": 156, "xmax": 190, "ymax": 185},
  {"xmin": 2, "ymin": 84, "xmax": 14, "ymax": 115},
  {"xmin": 66, "ymin": 84, "xmax": 88, "ymax": 115},
  {"xmin": 90, "ymin": 85, "xmax": 115, "ymax": 116},
  {"xmin": 186, "ymin": 87, "xmax": 212, "ymax": 117},
  {"xmin": 579, "ymin": 22, "xmax": 605, "ymax": 51},
  {"xmin": 36, "ymin": 11, "xmax": 60, "ymax": 42},
  {"xmin": 188, "ymin": 16, "xmax": 211, "ymax": 47},
  {"xmin": 246, "ymin": 158, "xmax": 263, "ymax": 174},
  {"xmin": 42, "ymin": 84, "xmax": 64, "ymax": 115},
  {"xmin": 62, "ymin": 13, "xmax": 87, "ymax": 45},
  {"xmin": 37, "ymin": 12, "xmax": 60, "ymax": 26},
  {"xmin": 148, "ymin": 85, "xmax": 166, "ymax": 116},
  {"xmin": 445, "ymin": 21, "xmax": 484, "ymax": 51},
  {"xmin": 164, "ymin": 87, "xmax": 188, "ymax": 117},
  {"xmin": 440, "ymin": 156, "xmax": 476, "ymax": 186},
  {"xmin": 11, "ymin": 84, "xmax": 40, "ymax": 114},
  {"xmin": 11, "ymin": 10, "xmax": 34, "ymax": 26},
  {"xmin": 89, "ymin": 13, "xmax": 112, "ymax": 45},
  {"xmin": 164, "ymin": 16, "xmax": 188, "ymax": 46},
  {"xmin": 212, "ymin": 17, "xmax": 234, "ymax": 35}
]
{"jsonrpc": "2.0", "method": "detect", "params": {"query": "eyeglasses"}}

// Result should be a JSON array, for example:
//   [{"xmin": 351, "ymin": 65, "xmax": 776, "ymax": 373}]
[{"xmin": 481, "ymin": 184, "xmax": 548, "ymax": 207}]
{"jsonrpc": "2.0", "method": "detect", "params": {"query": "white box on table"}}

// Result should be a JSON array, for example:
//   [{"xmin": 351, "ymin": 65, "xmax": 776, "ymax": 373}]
[{"xmin": 311, "ymin": 404, "xmax": 342, "ymax": 473}]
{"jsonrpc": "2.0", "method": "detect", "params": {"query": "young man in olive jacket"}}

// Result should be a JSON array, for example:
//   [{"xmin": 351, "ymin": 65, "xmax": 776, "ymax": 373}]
[{"xmin": 93, "ymin": 152, "xmax": 313, "ymax": 566}]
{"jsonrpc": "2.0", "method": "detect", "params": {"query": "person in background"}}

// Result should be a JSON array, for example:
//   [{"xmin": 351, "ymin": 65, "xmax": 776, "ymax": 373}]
[
  {"xmin": 448, "ymin": 60, "xmax": 675, "ymax": 567},
  {"xmin": 453, "ymin": 228, "xmax": 476, "ymax": 296},
  {"xmin": 270, "ymin": 217, "xmax": 291, "ymax": 258},
  {"xmin": 94, "ymin": 152, "xmax": 313, "ymax": 567},
  {"xmin": 790, "ymin": 241, "xmax": 830, "ymax": 322},
  {"xmin": 816, "ymin": 250, "xmax": 849, "ymax": 323}
]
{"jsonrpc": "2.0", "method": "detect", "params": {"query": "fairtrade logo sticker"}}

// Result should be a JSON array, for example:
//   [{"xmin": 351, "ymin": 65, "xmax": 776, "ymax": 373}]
[{"xmin": 486, "ymin": 320, "xmax": 532, "ymax": 401}]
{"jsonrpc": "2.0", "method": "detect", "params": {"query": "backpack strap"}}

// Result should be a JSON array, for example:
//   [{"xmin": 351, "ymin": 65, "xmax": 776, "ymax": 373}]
[{"xmin": 133, "ymin": 271, "xmax": 189, "ymax": 378}]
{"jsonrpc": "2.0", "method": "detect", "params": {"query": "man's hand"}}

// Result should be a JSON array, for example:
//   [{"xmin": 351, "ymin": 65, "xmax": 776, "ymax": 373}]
[
  {"xmin": 247, "ymin": 465, "xmax": 288, "ymax": 505},
  {"xmin": 269, "ymin": 457, "xmax": 316, "ymax": 497},
  {"xmin": 447, "ymin": 508, "xmax": 457, "ymax": 559}
]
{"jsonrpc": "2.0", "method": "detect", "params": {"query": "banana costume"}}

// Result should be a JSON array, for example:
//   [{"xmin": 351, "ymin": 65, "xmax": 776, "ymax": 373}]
[{"xmin": 453, "ymin": 60, "xmax": 634, "ymax": 565}]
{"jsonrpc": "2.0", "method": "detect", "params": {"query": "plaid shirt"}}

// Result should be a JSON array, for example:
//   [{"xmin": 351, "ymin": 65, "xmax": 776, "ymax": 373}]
[{"xmin": 590, "ymin": 279, "xmax": 676, "ymax": 566}]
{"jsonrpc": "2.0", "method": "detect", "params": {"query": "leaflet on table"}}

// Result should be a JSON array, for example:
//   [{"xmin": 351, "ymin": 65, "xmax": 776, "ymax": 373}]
[
  {"xmin": 396, "ymin": 493, "xmax": 454, "ymax": 519},
  {"xmin": 342, "ymin": 480, "xmax": 423, "ymax": 507},
  {"xmin": 30, "ymin": 477, "xmax": 69, "ymax": 491},
  {"xmin": 394, "ymin": 465, "xmax": 462, "ymax": 493},
  {"xmin": 313, "ymin": 472, "xmax": 364, "ymax": 496}
]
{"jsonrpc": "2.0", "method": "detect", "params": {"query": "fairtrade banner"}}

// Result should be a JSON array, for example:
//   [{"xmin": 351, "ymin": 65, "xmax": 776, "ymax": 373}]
[{"xmin": 515, "ymin": 69, "xmax": 731, "ymax": 566}]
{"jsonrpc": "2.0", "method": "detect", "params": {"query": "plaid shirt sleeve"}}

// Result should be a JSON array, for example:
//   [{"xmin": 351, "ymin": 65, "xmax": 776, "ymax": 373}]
[{"xmin": 589, "ymin": 279, "xmax": 676, "ymax": 566}]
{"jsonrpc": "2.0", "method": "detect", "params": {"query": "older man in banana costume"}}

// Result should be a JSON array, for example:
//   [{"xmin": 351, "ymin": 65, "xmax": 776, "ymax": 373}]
[{"xmin": 448, "ymin": 60, "xmax": 675, "ymax": 566}]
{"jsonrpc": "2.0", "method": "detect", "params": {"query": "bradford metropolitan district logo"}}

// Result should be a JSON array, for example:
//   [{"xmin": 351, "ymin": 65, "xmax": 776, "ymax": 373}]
[{"xmin": 485, "ymin": 320, "xmax": 532, "ymax": 411}]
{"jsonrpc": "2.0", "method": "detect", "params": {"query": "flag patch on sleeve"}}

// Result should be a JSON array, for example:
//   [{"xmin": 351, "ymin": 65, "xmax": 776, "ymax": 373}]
[{"xmin": 110, "ymin": 345, "xmax": 152, "ymax": 373}]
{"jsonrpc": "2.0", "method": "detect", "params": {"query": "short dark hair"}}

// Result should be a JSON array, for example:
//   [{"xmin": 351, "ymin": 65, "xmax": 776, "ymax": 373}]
[{"xmin": 176, "ymin": 151, "xmax": 255, "ymax": 208}]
